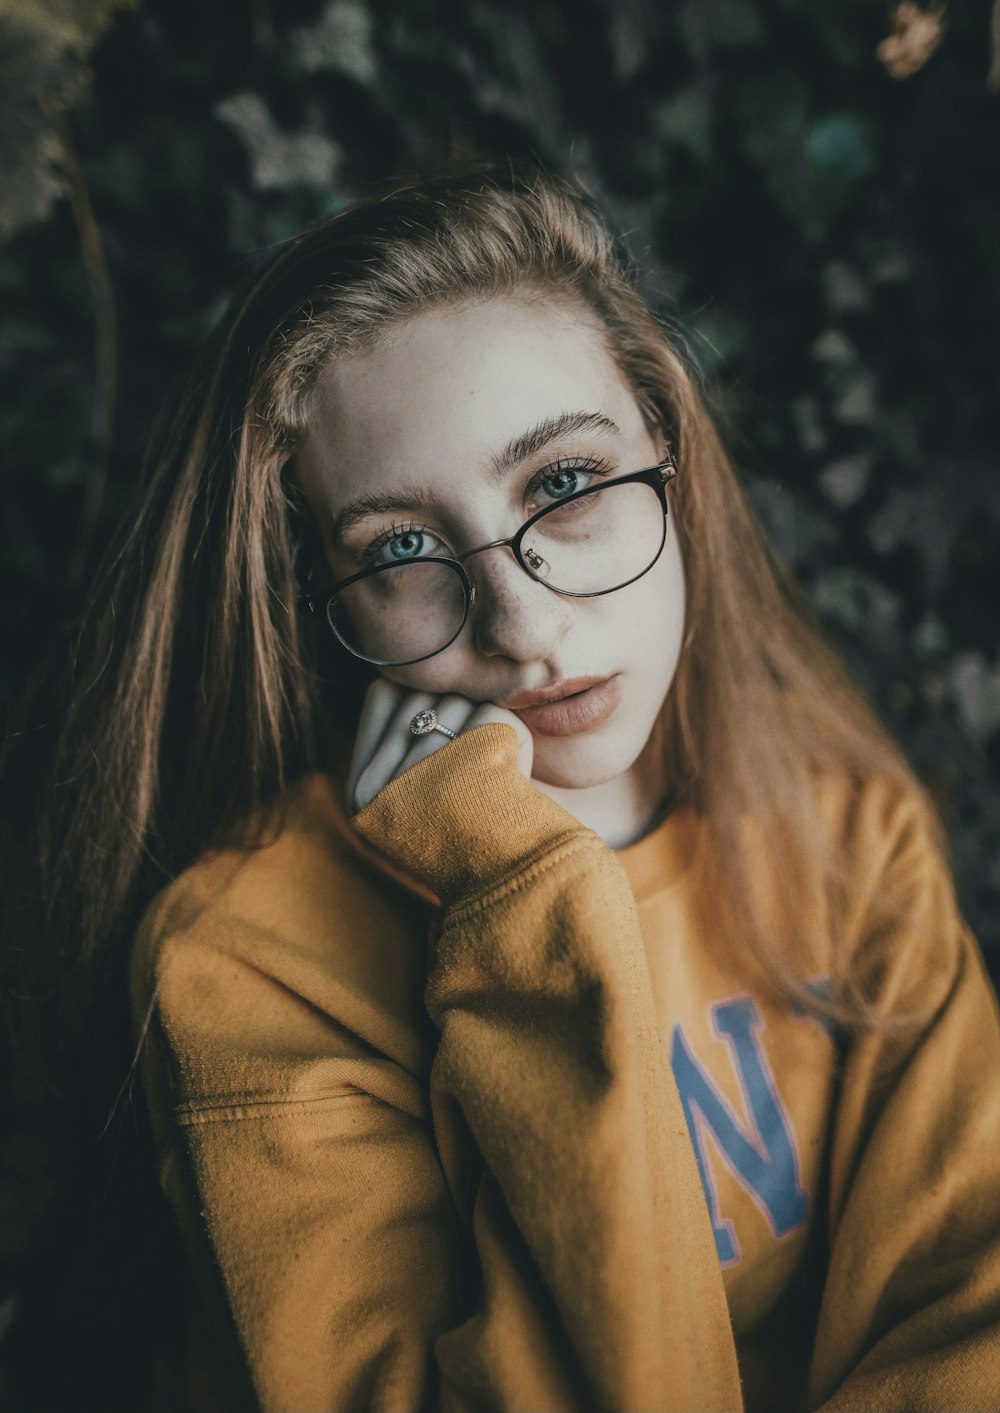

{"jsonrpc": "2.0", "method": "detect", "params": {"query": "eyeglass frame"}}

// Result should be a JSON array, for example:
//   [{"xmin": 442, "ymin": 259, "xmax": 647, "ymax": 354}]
[{"xmin": 299, "ymin": 446, "xmax": 679, "ymax": 667}]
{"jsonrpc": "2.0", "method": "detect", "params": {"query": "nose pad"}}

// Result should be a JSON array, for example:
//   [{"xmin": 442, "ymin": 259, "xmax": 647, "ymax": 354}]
[
  {"xmin": 522, "ymin": 545, "xmax": 551, "ymax": 580},
  {"xmin": 468, "ymin": 543, "xmax": 570, "ymax": 660}
]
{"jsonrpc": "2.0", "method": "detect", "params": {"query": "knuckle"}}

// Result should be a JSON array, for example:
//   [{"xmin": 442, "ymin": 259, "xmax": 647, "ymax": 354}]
[
  {"xmin": 368, "ymin": 677, "xmax": 396, "ymax": 709},
  {"xmin": 471, "ymin": 704, "xmax": 531, "ymax": 741},
  {"xmin": 481, "ymin": 703, "xmax": 518, "ymax": 727},
  {"xmin": 354, "ymin": 761, "xmax": 383, "ymax": 810}
]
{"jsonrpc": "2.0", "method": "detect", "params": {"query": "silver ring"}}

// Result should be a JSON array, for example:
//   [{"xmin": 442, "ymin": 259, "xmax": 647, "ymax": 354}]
[{"xmin": 409, "ymin": 708, "xmax": 457, "ymax": 741}]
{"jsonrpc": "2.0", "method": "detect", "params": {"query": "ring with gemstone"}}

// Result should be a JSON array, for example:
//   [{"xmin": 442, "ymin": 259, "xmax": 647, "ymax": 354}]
[{"xmin": 409, "ymin": 708, "xmax": 457, "ymax": 741}]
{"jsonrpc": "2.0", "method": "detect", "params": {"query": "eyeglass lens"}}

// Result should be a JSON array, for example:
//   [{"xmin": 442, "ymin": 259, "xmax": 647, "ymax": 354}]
[{"xmin": 327, "ymin": 478, "xmax": 666, "ymax": 666}]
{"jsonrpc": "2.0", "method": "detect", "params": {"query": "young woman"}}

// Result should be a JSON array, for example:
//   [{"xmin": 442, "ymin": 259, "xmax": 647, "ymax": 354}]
[{"xmin": 12, "ymin": 164, "xmax": 1000, "ymax": 1411}]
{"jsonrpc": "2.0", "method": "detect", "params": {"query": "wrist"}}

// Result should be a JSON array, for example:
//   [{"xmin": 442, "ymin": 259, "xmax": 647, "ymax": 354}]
[{"xmin": 351, "ymin": 722, "xmax": 590, "ymax": 903}]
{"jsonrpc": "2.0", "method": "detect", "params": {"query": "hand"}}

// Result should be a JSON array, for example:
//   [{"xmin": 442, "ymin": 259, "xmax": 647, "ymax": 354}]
[{"xmin": 346, "ymin": 678, "xmax": 535, "ymax": 813}]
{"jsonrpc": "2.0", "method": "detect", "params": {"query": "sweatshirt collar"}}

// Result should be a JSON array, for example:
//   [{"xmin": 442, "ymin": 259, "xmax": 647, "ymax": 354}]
[{"xmin": 615, "ymin": 806, "xmax": 701, "ymax": 903}]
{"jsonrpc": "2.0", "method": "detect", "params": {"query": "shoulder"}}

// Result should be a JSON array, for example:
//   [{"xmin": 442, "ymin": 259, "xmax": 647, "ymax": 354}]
[
  {"xmin": 130, "ymin": 773, "xmax": 437, "ymax": 1065},
  {"xmin": 133, "ymin": 773, "xmax": 376, "ymax": 955},
  {"xmin": 816, "ymin": 769, "xmax": 946, "ymax": 888},
  {"xmin": 813, "ymin": 770, "xmax": 966, "ymax": 1010}
]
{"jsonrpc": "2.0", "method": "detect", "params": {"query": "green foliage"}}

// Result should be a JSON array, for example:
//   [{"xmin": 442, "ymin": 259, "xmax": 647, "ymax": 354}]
[
  {"xmin": 215, "ymin": 92, "xmax": 342, "ymax": 191},
  {"xmin": 291, "ymin": 0, "xmax": 377, "ymax": 83},
  {"xmin": 735, "ymin": 77, "xmax": 879, "ymax": 242}
]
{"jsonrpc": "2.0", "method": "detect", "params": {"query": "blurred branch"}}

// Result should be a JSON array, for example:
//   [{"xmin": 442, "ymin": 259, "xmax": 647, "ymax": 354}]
[
  {"xmin": 0, "ymin": 0, "xmax": 135, "ymax": 239},
  {"xmin": 251, "ymin": 0, "xmax": 273, "ymax": 55},
  {"xmin": 41, "ymin": 94, "xmax": 117, "ymax": 585},
  {"xmin": 990, "ymin": 0, "xmax": 1000, "ymax": 89}
]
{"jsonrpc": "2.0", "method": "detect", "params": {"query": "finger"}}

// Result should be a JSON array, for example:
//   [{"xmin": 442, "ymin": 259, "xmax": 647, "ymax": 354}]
[
  {"xmin": 352, "ymin": 689, "xmax": 438, "ymax": 810},
  {"xmin": 346, "ymin": 678, "xmax": 404, "ymax": 806},
  {"xmin": 463, "ymin": 702, "xmax": 535, "ymax": 780},
  {"xmin": 397, "ymin": 693, "xmax": 476, "ymax": 767}
]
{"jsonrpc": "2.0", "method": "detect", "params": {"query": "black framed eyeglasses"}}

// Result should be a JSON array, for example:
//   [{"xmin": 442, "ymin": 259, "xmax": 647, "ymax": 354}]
[{"xmin": 299, "ymin": 447, "xmax": 678, "ymax": 667}]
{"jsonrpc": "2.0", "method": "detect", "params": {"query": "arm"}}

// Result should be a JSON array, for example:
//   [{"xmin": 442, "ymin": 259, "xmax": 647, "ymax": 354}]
[
  {"xmin": 133, "ymin": 724, "xmax": 742, "ymax": 1413},
  {"xmin": 809, "ymin": 791, "xmax": 1000, "ymax": 1411}
]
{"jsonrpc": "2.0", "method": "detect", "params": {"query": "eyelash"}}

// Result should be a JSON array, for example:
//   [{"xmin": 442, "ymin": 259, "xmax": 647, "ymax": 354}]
[
  {"xmin": 361, "ymin": 454, "xmax": 616, "ymax": 563},
  {"xmin": 361, "ymin": 520, "xmax": 433, "ymax": 567},
  {"xmin": 526, "ymin": 453, "xmax": 614, "ymax": 498}
]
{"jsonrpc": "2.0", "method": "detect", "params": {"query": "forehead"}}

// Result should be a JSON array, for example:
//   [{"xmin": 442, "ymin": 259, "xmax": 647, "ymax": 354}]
[{"xmin": 295, "ymin": 296, "xmax": 649, "ymax": 496}]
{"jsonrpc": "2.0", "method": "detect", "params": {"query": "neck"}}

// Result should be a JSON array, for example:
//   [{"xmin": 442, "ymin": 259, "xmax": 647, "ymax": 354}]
[{"xmin": 532, "ymin": 754, "xmax": 669, "ymax": 850}]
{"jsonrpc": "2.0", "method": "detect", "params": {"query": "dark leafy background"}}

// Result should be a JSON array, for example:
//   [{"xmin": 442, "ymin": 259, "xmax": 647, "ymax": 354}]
[{"xmin": 1, "ymin": 0, "xmax": 999, "ymax": 1402}]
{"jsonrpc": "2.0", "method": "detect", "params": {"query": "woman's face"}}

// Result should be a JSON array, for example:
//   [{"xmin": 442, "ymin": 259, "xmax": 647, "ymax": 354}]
[{"xmin": 296, "ymin": 296, "xmax": 685, "ymax": 794}]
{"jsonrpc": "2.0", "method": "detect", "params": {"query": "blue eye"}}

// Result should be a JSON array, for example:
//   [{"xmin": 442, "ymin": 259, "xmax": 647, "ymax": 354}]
[
  {"xmin": 366, "ymin": 524, "xmax": 443, "ymax": 566},
  {"xmin": 388, "ymin": 530, "xmax": 428, "ymax": 559},
  {"xmin": 535, "ymin": 466, "xmax": 592, "ymax": 504}
]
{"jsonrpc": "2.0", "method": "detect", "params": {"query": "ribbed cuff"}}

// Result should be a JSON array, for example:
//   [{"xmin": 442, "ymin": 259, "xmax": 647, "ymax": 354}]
[{"xmin": 350, "ymin": 723, "xmax": 592, "ymax": 904}]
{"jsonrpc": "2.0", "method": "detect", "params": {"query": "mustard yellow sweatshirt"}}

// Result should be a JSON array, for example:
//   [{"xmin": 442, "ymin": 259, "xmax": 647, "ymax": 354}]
[{"xmin": 130, "ymin": 724, "xmax": 1000, "ymax": 1413}]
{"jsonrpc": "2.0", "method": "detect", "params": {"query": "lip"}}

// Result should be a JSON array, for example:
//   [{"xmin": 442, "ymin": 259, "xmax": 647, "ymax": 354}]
[
  {"xmin": 501, "ymin": 674, "xmax": 613, "ymax": 710},
  {"xmin": 505, "ymin": 675, "xmax": 621, "ymax": 737}
]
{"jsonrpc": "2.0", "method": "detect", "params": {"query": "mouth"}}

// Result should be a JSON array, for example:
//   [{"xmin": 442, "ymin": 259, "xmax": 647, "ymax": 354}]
[{"xmin": 503, "ymin": 675, "xmax": 621, "ymax": 737}]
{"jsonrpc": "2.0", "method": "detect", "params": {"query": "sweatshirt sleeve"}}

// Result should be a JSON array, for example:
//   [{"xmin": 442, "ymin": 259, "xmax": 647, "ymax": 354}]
[
  {"xmin": 808, "ymin": 788, "xmax": 1000, "ymax": 1411},
  {"xmin": 132, "ymin": 723, "xmax": 743, "ymax": 1413}
]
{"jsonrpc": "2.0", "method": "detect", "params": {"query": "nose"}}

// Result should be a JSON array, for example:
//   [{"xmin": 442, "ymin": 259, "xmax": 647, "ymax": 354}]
[{"xmin": 466, "ymin": 543, "xmax": 573, "ymax": 661}]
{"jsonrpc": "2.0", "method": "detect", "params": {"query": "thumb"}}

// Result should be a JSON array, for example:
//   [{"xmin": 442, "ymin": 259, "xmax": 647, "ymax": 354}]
[{"xmin": 463, "ymin": 703, "xmax": 534, "ymax": 780}]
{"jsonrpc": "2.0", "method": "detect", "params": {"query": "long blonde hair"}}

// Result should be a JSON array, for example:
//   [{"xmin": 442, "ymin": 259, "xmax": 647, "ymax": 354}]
[{"xmin": 8, "ymin": 161, "xmax": 934, "ymax": 1028}]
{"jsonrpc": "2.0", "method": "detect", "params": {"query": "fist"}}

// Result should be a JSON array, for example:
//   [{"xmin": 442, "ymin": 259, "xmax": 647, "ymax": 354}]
[{"xmin": 346, "ymin": 679, "xmax": 535, "ymax": 813}]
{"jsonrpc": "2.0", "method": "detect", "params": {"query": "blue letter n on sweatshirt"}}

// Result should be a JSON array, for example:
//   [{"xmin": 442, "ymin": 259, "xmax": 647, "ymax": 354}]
[{"xmin": 670, "ymin": 996, "xmax": 808, "ymax": 1265}]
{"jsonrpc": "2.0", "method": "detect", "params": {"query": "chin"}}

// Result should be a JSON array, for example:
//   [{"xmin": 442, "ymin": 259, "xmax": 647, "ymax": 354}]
[{"xmin": 528, "ymin": 732, "xmax": 643, "ymax": 790}]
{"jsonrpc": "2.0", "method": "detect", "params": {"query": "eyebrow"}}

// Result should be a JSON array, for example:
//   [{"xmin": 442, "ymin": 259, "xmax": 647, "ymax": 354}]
[{"xmin": 327, "ymin": 409, "xmax": 621, "ymax": 543}]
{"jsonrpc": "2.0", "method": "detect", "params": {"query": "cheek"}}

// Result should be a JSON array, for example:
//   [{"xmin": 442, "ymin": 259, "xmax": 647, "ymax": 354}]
[
  {"xmin": 599, "ymin": 529, "xmax": 685, "ymax": 671},
  {"xmin": 651, "ymin": 531, "xmax": 687, "ymax": 667},
  {"xmin": 379, "ymin": 660, "xmax": 466, "ymax": 696}
]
